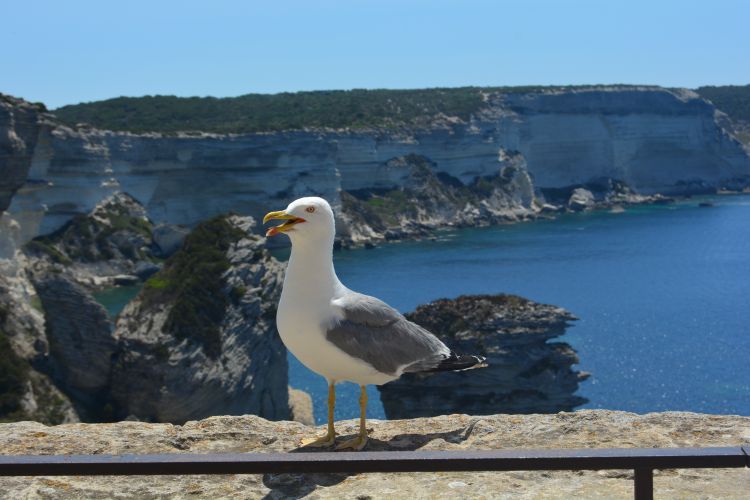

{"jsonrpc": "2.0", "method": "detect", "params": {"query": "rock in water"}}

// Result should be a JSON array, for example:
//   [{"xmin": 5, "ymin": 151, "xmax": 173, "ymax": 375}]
[
  {"xmin": 378, "ymin": 294, "xmax": 588, "ymax": 418},
  {"xmin": 110, "ymin": 215, "xmax": 291, "ymax": 423},
  {"xmin": 567, "ymin": 187, "xmax": 596, "ymax": 212},
  {"xmin": 0, "ymin": 411, "xmax": 747, "ymax": 497}
]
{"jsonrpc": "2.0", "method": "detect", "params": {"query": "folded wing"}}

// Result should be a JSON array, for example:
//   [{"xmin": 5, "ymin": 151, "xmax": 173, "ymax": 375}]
[{"xmin": 326, "ymin": 291, "xmax": 452, "ymax": 376}]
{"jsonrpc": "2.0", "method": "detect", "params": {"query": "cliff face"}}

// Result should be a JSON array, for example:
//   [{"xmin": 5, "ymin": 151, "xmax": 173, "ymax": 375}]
[
  {"xmin": 31, "ymin": 276, "xmax": 115, "ymax": 420},
  {"xmin": 0, "ymin": 411, "xmax": 747, "ymax": 498},
  {"xmin": 338, "ymin": 153, "xmax": 537, "ymax": 245},
  {"xmin": 0, "ymin": 95, "xmax": 46, "ymax": 214},
  {"xmin": 378, "ymin": 295, "xmax": 588, "ymax": 419},
  {"xmin": 493, "ymin": 89, "xmax": 750, "ymax": 194},
  {"xmin": 110, "ymin": 215, "xmax": 291, "ymax": 423},
  {"xmin": 2, "ymin": 87, "xmax": 748, "ymax": 245},
  {"xmin": 0, "ymin": 270, "xmax": 78, "ymax": 425},
  {"xmin": 3, "ymin": 194, "xmax": 295, "ymax": 425},
  {"xmin": 23, "ymin": 191, "xmax": 157, "ymax": 285}
]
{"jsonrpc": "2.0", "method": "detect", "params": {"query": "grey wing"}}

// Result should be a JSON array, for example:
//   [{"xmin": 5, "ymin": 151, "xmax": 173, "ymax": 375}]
[{"xmin": 326, "ymin": 291, "xmax": 450, "ymax": 376}]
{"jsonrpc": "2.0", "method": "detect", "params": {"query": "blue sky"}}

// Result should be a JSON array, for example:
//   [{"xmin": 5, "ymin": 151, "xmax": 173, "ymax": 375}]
[{"xmin": 2, "ymin": 0, "xmax": 748, "ymax": 108}]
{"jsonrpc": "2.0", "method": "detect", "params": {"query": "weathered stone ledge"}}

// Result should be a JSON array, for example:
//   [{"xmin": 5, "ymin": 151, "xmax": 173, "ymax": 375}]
[{"xmin": 1, "ymin": 410, "xmax": 748, "ymax": 498}]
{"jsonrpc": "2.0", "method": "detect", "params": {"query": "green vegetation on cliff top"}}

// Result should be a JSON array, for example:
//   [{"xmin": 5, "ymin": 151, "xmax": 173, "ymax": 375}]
[
  {"xmin": 53, "ymin": 85, "xmax": 650, "ymax": 134},
  {"xmin": 143, "ymin": 216, "xmax": 246, "ymax": 358},
  {"xmin": 695, "ymin": 85, "xmax": 750, "ymax": 124},
  {"xmin": 51, "ymin": 85, "xmax": 750, "ymax": 136},
  {"xmin": 696, "ymin": 85, "xmax": 750, "ymax": 144}
]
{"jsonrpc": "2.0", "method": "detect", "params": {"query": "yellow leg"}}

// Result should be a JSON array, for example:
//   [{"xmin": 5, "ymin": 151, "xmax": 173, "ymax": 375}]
[
  {"xmin": 300, "ymin": 383, "xmax": 336, "ymax": 447},
  {"xmin": 335, "ymin": 385, "xmax": 369, "ymax": 451}
]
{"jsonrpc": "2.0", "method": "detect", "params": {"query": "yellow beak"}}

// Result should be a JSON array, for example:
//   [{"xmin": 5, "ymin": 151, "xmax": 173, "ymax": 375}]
[{"xmin": 263, "ymin": 210, "xmax": 305, "ymax": 237}]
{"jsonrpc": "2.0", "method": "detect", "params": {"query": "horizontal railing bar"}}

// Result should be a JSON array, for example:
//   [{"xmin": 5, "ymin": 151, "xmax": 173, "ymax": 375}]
[{"xmin": 0, "ymin": 446, "xmax": 747, "ymax": 476}]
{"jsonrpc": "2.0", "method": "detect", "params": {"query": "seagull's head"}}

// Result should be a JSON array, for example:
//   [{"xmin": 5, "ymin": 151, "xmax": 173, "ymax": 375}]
[{"xmin": 263, "ymin": 197, "xmax": 336, "ymax": 244}]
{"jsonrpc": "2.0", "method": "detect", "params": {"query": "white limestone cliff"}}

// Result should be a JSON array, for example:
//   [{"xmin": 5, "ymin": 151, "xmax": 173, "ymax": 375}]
[{"xmin": 2, "ymin": 87, "xmax": 749, "ymax": 247}]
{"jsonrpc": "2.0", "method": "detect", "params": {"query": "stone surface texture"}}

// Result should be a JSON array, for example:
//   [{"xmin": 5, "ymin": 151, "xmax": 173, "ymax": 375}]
[
  {"xmin": 0, "ymin": 410, "xmax": 747, "ymax": 498},
  {"xmin": 30, "ymin": 275, "xmax": 115, "ymax": 420},
  {"xmin": 23, "ymin": 192, "xmax": 156, "ymax": 286},
  {"xmin": 288, "ymin": 387, "xmax": 315, "ymax": 427},
  {"xmin": 0, "ymin": 268, "xmax": 78, "ymax": 424},
  {"xmin": 379, "ymin": 295, "xmax": 588, "ymax": 419},
  {"xmin": 0, "ymin": 95, "xmax": 45, "ymax": 214}
]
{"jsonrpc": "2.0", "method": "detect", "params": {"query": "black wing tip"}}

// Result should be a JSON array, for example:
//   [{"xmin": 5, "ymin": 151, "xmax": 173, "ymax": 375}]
[{"xmin": 425, "ymin": 353, "xmax": 488, "ymax": 373}]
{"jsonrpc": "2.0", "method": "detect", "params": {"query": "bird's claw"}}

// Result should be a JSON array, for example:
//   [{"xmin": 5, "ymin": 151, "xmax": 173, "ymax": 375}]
[
  {"xmin": 300, "ymin": 433, "xmax": 336, "ymax": 448},
  {"xmin": 335, "ymin": 434, "xmax": 368, "ymax": 451}
]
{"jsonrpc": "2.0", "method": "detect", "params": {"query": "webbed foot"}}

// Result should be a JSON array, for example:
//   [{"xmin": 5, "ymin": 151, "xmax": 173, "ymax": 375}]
[
  {"xmin": 335, "ymin": 433, "xmax": 368, "ymax": 451},
  {"xmin": 300, "ymin": 433, "xmax": 336, "ymax": 448}
]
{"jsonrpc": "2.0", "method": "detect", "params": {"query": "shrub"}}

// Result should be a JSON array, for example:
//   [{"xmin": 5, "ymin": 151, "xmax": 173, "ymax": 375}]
[{"xmin": 142, "ymin": 216, "xmax": 246, "ymax": 358}]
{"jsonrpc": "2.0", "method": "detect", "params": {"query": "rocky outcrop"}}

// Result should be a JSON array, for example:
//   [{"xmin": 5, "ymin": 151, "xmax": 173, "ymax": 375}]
[
  {"xmin": 2, "ymin": 87, "xmax": 748, "ymax": 247},
  {"xmin": 1, "ymin": 410, "xmax": 747, "ymax": 498},
  {"xmin": 0, "ymin": 270, "xmax": 78, "ymax": 425},
  {"xmin": 23, "ymin": 192, "xmax": 156, "ymax": 286},
  {"xmin": 540, "ymin": 177, "xmax": 673, "ymax": 213},
  {"xmin": 0, "ymin": 95, "xmax": 47, "ymax": 214},
  {"xmin": 378, "ymin": 295, "xmax": 588, "ymax": 419},
  {"xmin": 151, "ymin": 223, "xmax": 190, "ymax": 257},
  {"xmin": 567, "ymin": 187, "xmax": 596, "ymax": 211},
  {"xmin": 338, "ymin": 153, "xmax": 537, "ymax": 246},
  {"xmin": 0, "ymin": 192, "xmax": 158, "ymax": 422},
  {"xmin": 30, "ymin": 276, "xmax": 115, "ymax": 420},
  {"xmin": 109, "ymin": 215, "xmax": 291, "ymax": 423},
  {"xmin": 2, "ymin": 194, "xmax": 308, "ymax": 425},
  {"xmin": 288, "ymin": 387, "xmax": 315, "ymax": 426}
]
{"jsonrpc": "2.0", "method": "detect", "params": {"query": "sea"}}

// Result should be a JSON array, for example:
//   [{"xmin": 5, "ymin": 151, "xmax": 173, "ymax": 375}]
[{"xmin": 95, "ymin": 194, "xmax": 750, "ymax": 425}]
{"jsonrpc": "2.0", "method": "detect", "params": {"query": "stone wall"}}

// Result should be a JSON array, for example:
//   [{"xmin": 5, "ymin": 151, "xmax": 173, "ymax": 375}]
[{"xmin": 0, "ymin": 410, "xmax": 747, "ymax": 498}]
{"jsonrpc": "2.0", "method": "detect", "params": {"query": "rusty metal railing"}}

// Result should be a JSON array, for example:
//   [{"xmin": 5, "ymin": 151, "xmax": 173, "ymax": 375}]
[{"xmin": 1, "ymin": 446, "xmax": 748, "ymax": 500}]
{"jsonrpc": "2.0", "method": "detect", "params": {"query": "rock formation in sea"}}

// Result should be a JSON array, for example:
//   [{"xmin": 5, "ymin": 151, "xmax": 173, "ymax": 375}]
[
  {"xmin": 1, "ymin": 411, "xmax": 747, "ymax": 497},
  {"xmin": 23, "ymin": 191, "xmax": 158, "ymax": 286},
  {"xmin": 2, "ymin": 192, "xmax": 307, "ymax": 424},
  {"xmin": 2, "ymin": 87, "xmax": 748, "ymax": 249},
  {"xmin": 337, "ymin": 153, "xmax": 537, "ymax": 246},
  {"xmin": 109, "ymin": 214, "xmax": 291, "ymax": 423},
  {"xmin": 378, "ymin": 294, "xmax": 588, "ymax": 419},
  {"xmin": 2, "ymin": 192, "xmax": 168, "ymax": 423}
]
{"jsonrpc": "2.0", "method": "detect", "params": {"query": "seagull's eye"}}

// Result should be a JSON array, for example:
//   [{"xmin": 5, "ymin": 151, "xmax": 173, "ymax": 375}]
[{"xmin": 306, "ymin": 207, "xmax": 315, "ymax": 213}]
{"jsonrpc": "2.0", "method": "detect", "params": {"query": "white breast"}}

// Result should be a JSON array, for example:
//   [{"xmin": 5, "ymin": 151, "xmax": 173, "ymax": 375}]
[{"xmin": 277, "ymin": 292, "xmax": 396, "ymax": 386}]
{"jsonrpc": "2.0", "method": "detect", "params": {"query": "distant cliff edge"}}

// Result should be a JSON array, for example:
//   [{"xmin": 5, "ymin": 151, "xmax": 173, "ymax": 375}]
[{"xmin": 1, "ymin": 86, "xmax": 749, "ymax": 252}]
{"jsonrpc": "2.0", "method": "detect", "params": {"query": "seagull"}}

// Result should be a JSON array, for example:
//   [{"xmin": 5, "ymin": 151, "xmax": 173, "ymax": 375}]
[{"xmin": 264, "ymin": 197, "xmax": 486, "ymax": 450}]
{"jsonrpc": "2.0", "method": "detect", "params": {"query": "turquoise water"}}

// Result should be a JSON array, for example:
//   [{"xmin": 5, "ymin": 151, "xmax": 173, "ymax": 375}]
[
  {"xmin": 289, "ymin": 195, "xmax": 750, "ymax": 423},
  {"xmin": 92, "ymin": 285, "xmax": 142, "ymax": 318}
]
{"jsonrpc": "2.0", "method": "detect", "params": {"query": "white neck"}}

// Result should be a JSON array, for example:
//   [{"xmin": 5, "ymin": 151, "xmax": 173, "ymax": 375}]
[{"xmin": 283, "ymin": 234, "xmax": 342, "ymax": 302}]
